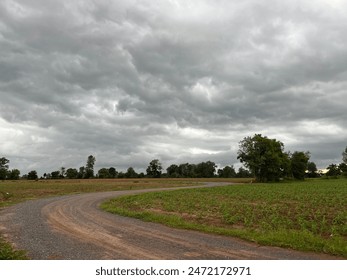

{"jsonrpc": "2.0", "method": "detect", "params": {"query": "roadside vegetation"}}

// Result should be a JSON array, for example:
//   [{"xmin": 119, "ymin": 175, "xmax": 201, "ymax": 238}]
[{"xmin": 102, "ymin": 178, "xmax": 347, "ymax": 258}]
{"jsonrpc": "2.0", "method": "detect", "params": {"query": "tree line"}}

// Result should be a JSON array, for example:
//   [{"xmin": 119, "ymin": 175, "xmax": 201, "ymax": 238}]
[{"xmin": 1, "ymin": 134, "xmax": 346, "ymax": 181}]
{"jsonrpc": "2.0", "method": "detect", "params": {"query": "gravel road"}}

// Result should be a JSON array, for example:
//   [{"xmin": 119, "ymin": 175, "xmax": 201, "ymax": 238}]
[{"xmin": 0, "ymin": 182, "xmax": 341, "ymax": 260}]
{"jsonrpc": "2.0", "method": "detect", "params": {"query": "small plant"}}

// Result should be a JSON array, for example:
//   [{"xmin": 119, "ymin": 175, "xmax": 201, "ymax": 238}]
[{"xmin": 0, "ymin": 191, "xmax": 12, "ymax": 200}]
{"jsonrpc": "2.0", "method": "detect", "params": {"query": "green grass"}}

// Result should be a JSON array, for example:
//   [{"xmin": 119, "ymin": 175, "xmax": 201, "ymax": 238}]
[
  {"xmin": 0, "ymin": 237, "xmax": 28, "ymax": 260},
  {"xmin": 101, "ymin": 178, "xmax": 347, "ymax": 258}
]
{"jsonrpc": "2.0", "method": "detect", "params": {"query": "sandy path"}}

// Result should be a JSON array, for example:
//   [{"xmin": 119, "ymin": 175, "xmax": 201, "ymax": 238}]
[{"xmin": 0, "ymin": 182, "xmax": 340, "ymax": 259}]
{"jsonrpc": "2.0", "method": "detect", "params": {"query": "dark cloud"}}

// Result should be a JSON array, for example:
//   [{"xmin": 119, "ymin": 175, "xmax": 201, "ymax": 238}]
[{"xmin": 1, "ymin": 0, "xmax": 347, "ymax": 174}]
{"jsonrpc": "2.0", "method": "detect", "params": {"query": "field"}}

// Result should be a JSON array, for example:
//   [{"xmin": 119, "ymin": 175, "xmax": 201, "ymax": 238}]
[
  {"xmin": 0, "ymin": 178, "xmax": 223, "ymax": 208},
  {"xmin": 101, "ymin": 178, "xmax": 347, "ymax": 258}
]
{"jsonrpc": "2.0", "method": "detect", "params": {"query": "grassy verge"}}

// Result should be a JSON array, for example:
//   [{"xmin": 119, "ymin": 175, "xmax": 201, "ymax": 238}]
[{"xmin": 101, "ymin": 178, "xmax": 347, "ymax": 258}]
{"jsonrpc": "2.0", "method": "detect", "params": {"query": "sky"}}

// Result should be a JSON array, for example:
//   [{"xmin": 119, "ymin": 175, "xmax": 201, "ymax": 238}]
[{"xmin": 1, "ymin": 0, "xmax": 347, "ymax": 175}]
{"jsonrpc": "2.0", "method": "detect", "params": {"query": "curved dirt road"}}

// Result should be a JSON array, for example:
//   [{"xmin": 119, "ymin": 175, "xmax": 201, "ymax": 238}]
[{"xmin": 0, "ymin": 182, "xmax": 340, "ymax": 260}]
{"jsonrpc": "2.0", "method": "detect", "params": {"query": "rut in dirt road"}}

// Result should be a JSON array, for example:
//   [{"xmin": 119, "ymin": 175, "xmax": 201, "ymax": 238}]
[{"xmin": 0, "ymin": 183, "xmax": 341, "ymax": 260}]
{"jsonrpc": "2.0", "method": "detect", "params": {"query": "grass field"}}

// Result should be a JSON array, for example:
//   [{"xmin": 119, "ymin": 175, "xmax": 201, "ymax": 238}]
[
  {"xmin": 0, "ymin": 178, "xmax": 220, "ymax": 208},
  {"xmin": 101, "ymin": 178, "xmax": 347, "ymax": 258}
]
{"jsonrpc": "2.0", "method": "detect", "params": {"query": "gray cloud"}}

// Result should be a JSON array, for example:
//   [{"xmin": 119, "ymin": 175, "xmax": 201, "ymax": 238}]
[{"xmin": 1, "ymin": 0, "xmax": 347, "ymax": 174}]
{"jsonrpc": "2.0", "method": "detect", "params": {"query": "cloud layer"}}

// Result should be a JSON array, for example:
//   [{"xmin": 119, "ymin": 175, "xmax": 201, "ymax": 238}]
[{"xmin": 1, "ymin": 0, "xmax": 347, "ymax": 174}]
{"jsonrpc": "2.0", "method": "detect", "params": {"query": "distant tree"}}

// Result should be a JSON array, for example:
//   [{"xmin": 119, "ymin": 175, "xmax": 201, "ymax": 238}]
[
  {"xmin": 307, "ymin": 161, "xmax": 318, "ymax": 178},
  {"xmin": 27, "ymin": 170, "xmax": 38, "ymax": 180},
  {"xmin": 66, "ymin": 168, "xmax": 78, "ymax": 179},
  {"xmin": 51, "ymin": 171, "xmax": 60, "ymax": 179},
  {"xmin": 85, "ymin": 155, "xmax": 96, "ymax": 178},
  {"xmin": 237, "ymin": 134, "xmax": 290, "ymax": 182},
  {"xmin": 108, "ymin": 167, "xmax": 117, "ymax": 178},
  {"xmin": 236, "ymin": 166, "xmax": 252, "ymax": 178},
  {"xmin": 195, "ymin": 161, "xmax": 217, "ymax": 177},
  {"xmin": 166, "ymin": 164, "xmax": 179, "ymax": 177},
  {"xmin": 7, "ymin": 169, "xmax": 20, "ymax": 180},
  {"xmin": 125, "ymin": 167, "xmax": 138, "ymax": 178},
  {"xmin": 326, "ymin": 164, "xmax": 341, "ymax": 177},
  {"xmin": 98, "ymin": 168, "xmax": 110, "ymax": 178},
  {"xmin": 78, "ymin": 166, "xmax": 85, "ymax": 179},
  {"xmin": 218, "ymin": 165, "xmax": 236, "ymax": 178},
  {"xmin": 290, "ymin": 151, "xmax": 310, "ymax": 180},
  {"xmin": 178, "ymin": 163, "xmax": 196, "ymax": 178},
  {"xmin": 146, "ymin": 159, "xmax": 162, "ymax": 178},
  {"xmin": 0, "ymin": 157, "xmax": 10, "ymax": 180}
]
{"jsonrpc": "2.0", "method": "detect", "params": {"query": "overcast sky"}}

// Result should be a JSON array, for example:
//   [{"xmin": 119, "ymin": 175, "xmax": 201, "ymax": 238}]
[{"xmin": 1, "ymin": 0, "xmax": 347, "ymax": 175}]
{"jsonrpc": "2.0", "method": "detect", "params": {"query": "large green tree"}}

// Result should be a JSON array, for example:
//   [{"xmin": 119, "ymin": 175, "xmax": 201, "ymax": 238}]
[{"xmin": 237, "ymin": 134, "xmax": 290, "ymax": 182}]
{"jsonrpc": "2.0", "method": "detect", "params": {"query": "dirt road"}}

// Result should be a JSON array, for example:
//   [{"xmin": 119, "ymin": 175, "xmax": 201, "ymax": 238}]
[{"xmin": 0, "ymin": 182, "xmax": 340, "ymax": 259}]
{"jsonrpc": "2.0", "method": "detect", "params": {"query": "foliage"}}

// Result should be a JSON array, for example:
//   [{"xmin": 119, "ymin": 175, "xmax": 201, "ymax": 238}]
[
  {"xmin": 307, "ymin": 162, "xmax": 318, "ymax": 178},
  {"xmin": 125, "ymin": 167, "xmax": 138, "ymax": 178},
  {"xmin": 291, "ymin": 151, "xmax": 310, "ymax": 180},
  {"xmin": 0, "ymin": 157, "xmax": 10, "ymax": 180},
  {"xmin": 102, "ymin": 179, "xmax": 347, "ymax": 257},
  {"xmin": 66, "ymin": 168, "xmax": 78, "ymax": 179},
  {"xmin": 146, "ymin": 159, "xmax": 163, "ymax": 178},
  {"xmin": 218, "ymin": 165, "xmax": 236, "ymax": 178},
  {"xmin": 326, "ymin": 164, "xmax": 341, "ymax": 178},
  {"xmin": 237, "ymin": 134, "xmax": 290, "ymax": 182},
  {"xmin": 0, "ymin": 237, "xmax": 28, "ymax": 260},
  {"xmin": 27, "ymin": 170, "xmax": 38, "ymax": 180},
  {"xmin": 85, "ymin": 155, "xmax": 96, "ymax": 178}
]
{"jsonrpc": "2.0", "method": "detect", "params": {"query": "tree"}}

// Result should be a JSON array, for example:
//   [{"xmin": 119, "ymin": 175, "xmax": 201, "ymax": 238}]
[
  {"xmin": 237, "ymin": 134, "xmax": 290, "ymax": 182},
  {"xmin": 195, "ymin": 161, "xmax": 217, "ymax": 177},
  {"xmin": 108, "ymin": 167, "xmax": 117, "ymax": 178},
  {"xmin": 7, "ymin": 169, "xmax": 20, "ymax": 180},
  {"xmin": 218, "ymin": 165, "xmax": 236, "ymax": 178},
  {"xmin": 85, "ymin": 155, "xmax": 96, "ymax": 178},
  {"xmin": 166, "ymin": 164, "xmax": 179, "ymax": 177},
  {"xmin": 98, "ymin": 168, "xmax": 110, "ymax": 178},
  {"xmin": 125, "ymin": 167, "xmax": 138, "ymax": 178},
  {"xmin": 146, "ymin": 159, "xmax": 162, "ymax": 178},
  {"xmin": 290, "ymin": 151, "xmax": 310, "ymax": 180},
  {"xmin": 0, "ymin": 157, "xmax": 10, "ymax": 180},
  {"xmin": 307, "ymin": 161, "xmax": 318, "ymax": 178},
  {"xmin": 66, "ymin": 168, "xmax": 78, "ymax": 179},
  {"xmin": 326, "ymin": 164, "xmax": 341, "ymax": 177},
  {"xmin": 235, "ymin": 166, "xmax": 252, "ymax": 178},
  {"xmin": 77, "ymin": 166, "xmax": 85, "ymax": 179},
  {"xmin": 27, "ymin": 170, "xmax": 38, "ymax": 180},
  {"xmin": 51, "ymin": 171, "xmax": 60, "ymax": 179},
  {"xmin": 178, "ymin": 163, "xmax": 196, "ymax": 177}
]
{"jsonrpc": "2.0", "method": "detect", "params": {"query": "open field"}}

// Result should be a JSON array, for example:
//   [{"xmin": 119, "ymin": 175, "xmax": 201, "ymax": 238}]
[
  {"xmin": 102, "ymin": 178, "xmax": 347, "ymax": 258},
  {"xmin": 0, "ymin": 178, "xmax": 241, "ymax": 208}
]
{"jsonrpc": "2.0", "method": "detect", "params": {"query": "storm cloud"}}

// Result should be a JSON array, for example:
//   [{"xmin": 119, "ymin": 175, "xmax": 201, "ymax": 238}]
[{"xmin": 1, "ymin": 0, "xmax": 346, "ymax": 174}]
